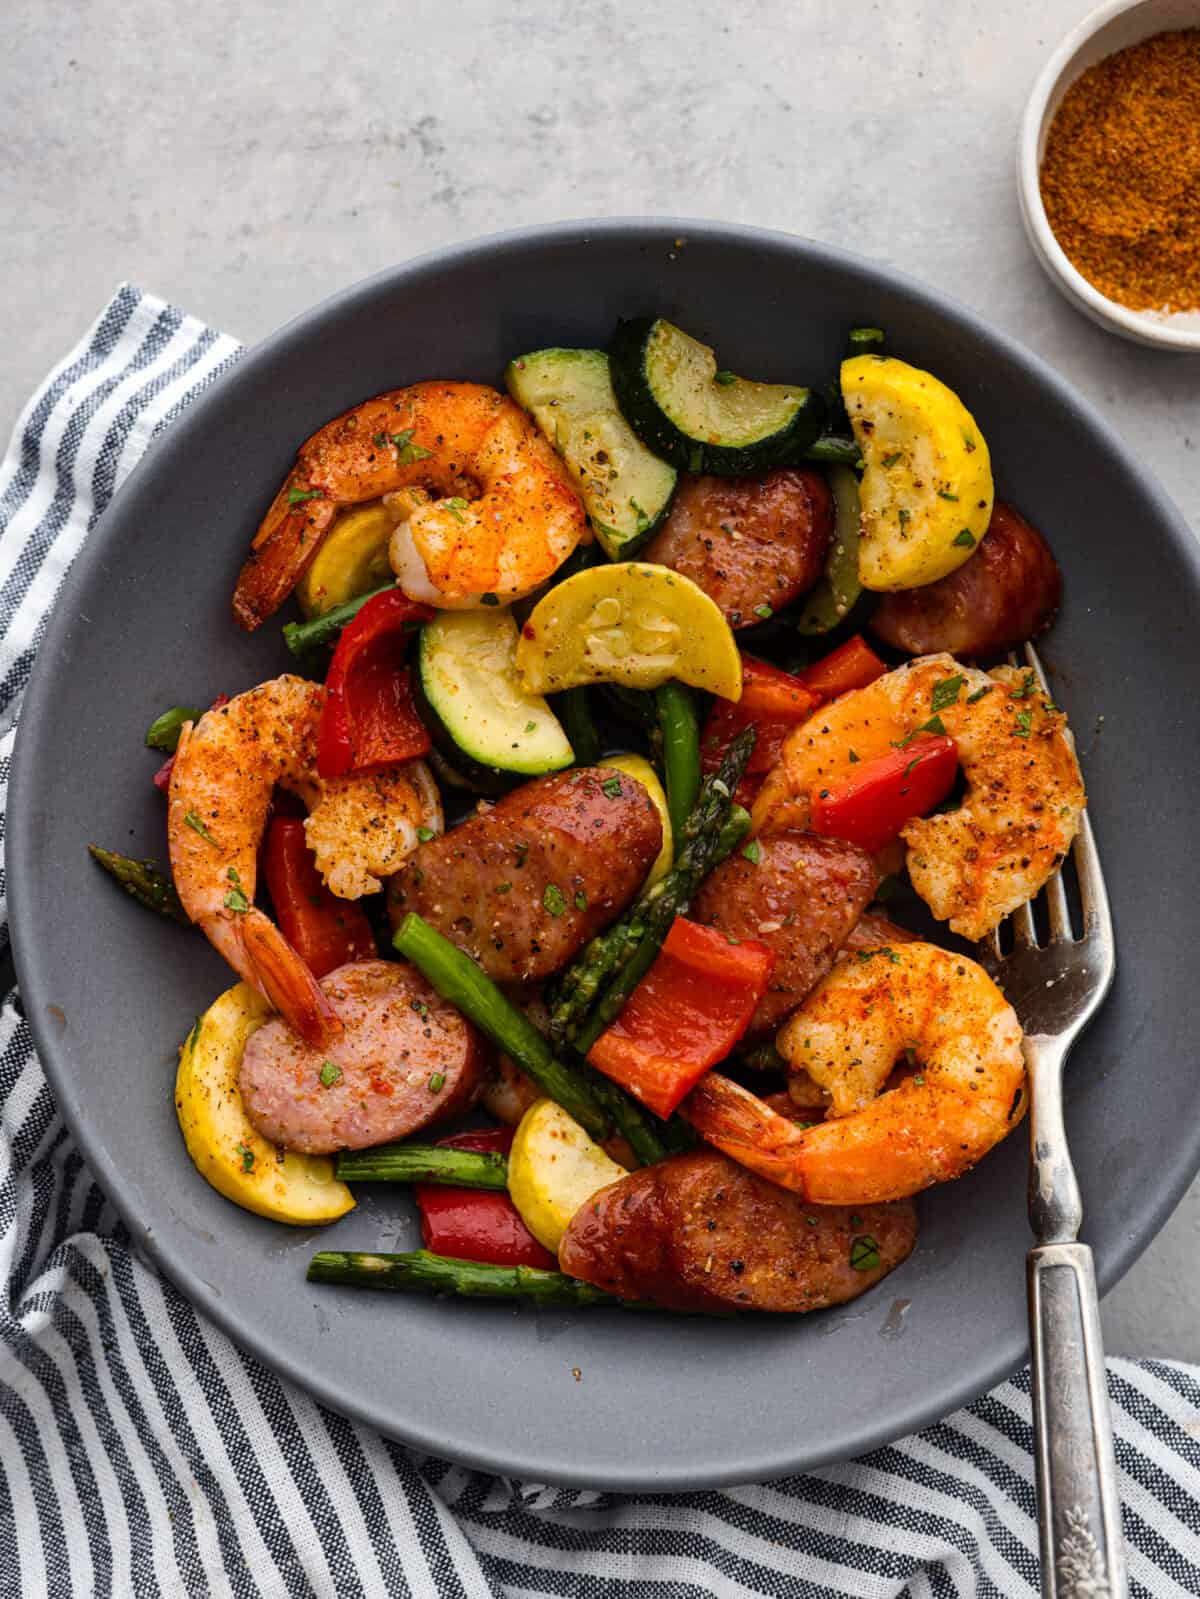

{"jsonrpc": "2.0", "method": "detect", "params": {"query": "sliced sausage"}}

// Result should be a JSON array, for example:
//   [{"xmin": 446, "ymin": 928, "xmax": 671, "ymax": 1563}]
[
  {"xmin": 690, "ymin": 831, "xmax": 878, "ymax": 1034},
  {"xmin": 871, "ymin": 501, "xmax": 1062, "ymax": 657},
  {"xmin": 386, "ymin": 768, "xmax": 662, "ymax": 983},
  {"xmin": 239, "ymin": 958, "xmax": 488, "ymax": 1153},
  {"xmin": 642, "ymin": 467, "xmax": 832, "ymax": 628},
  {"xmin": 559, "ymin": 1149, "xmax": 917, "ymax": 1313},
  {"xmin": 839, "ymin": 910, "xmax": 919, "ymax": 955}
]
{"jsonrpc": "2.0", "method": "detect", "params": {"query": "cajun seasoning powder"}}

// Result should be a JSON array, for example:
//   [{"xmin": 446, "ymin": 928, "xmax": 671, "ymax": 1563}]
[{"xmin": 1039, "ymin": 30, "xmax": 1200, "ymax": 313}]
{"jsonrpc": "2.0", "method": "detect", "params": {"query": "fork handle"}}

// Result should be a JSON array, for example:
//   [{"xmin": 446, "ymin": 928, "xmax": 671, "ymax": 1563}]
[{"xmin": 1028, "ymin": 1241, "xmax": 1127, "ymax": 1597}]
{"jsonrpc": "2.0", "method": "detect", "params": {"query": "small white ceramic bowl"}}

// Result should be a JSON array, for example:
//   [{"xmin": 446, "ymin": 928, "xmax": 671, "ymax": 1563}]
[{"xmin": 1018, "ymin": 0, "xmax": 1200, "ymax": 350}]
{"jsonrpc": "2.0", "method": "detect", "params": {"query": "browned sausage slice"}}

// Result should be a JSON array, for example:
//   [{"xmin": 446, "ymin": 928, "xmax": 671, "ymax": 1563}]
[
  {"xmin": 871, "ymin": 501, "xmax": 1062, "ymax": 657},
  {"xmin": 239, "ymin": 958, "xmax": 489, "ymax": 1153},
  {"xmin": 690, "ymin": 831, "xmax": 878, "ymax": 1034},
  {"xmin": 386, "ymin": 768, "xmax": 662, "ymax": 983},
  {"xmin": 559, "ymin": 1149, "xmax": 917, "ymax": 1312},
  {"xmin": 641, "ymin": 468, "xmax": 832, "ymax": 627},
  {"xmin": 839, "ymin": 910, "xmax": 919, "ymax": 955}
]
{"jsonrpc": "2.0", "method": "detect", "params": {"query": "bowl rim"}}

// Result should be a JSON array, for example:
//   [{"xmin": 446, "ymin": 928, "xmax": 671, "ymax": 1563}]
[
  {"xmin": 11, "ymin": 215, "xmax": 1200, "ymax": 1487},
  {"xmin": 1016, "ymin": 0, "xmax": 1200, "ymax": 351}
]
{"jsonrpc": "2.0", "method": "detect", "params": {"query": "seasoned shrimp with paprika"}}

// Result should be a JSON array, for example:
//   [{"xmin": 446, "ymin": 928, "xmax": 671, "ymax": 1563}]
[
  {"xmin": 168, "ymin": 676, "xmax": 441, "ymax": 1043},
  {"xmin": 233, "ymin": 382, "xmax": 588, "ymax": 627},
  {"xmin": 752, "ymin": 652, "xmax": 1084, "ymax": 939},
  {"xmin": 682, "ymin": 941, "xmax": 1026, "ymax": 1204}
]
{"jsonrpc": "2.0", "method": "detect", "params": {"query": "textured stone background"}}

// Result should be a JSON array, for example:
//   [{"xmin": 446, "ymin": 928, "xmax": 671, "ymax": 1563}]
[{"xmin": 3, "ymin": 0, "xmax": 1197, "ymax": 1359}]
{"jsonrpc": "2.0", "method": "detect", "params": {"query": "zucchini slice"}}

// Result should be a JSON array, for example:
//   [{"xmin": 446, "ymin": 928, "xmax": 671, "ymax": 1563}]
[
  {"xmin": 505, "ymin": 348, "xmax": 677, "ymax": 560},
  {"xmin": 609, "ymin": 318, "xmax": 826, "ymax": 475},
  {"xmin": 417, "ymin": 609, "xmax": 574, "ymax": 777}
]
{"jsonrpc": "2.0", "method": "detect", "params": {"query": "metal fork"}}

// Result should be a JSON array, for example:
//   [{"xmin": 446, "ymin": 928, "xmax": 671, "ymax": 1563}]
[{"xmin": 975, "ymin": 642, "xmax": 1127, "ymax": 1599}]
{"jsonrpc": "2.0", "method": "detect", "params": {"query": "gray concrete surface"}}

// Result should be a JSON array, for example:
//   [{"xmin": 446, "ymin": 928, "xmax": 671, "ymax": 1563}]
[{"xmin": 3, "ymin": 0, "xmax": 1197, "ymax": 1359}]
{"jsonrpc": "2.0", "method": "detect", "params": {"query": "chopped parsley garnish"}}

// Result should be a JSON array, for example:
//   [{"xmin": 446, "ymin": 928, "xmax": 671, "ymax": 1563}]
[
  {"xmin": 223, "ymin": 865, "xmax": 250, "ymax": 915},
  {"xmin": 497, "ymin": 882, "xmax": 512, "ymax": 894},
  {"xmin": 389, "ymin": 428, "xmax": 434, "ymax": 464},
  {"xmin": 903, "ymin": 756, "xmax": 921, "ymax": 777},
  {"xmin": 1009, "ymin": 671, "xmax": 1037, "ymax": 700},
  {"xmin": 543, "ymin": 884, "xmax": 566, "ymax": 917},
  {"xmin": 524, "ymin": 721, "xmax": 536, "ymax": 733},
  {"xmin": 513, "ymin": 842, "xmax": 529, "ymax": 867},
  {"xmin": 1013, "ymin": 710, "xmax": 1034, "ymax": 738},
  {"xmin": 937, "ymin": 490, "xmax": 959, "ymax": 502},
  {"xmin": 966, "ymin": 684, "xmax": 993, "ymax": 704},
  {"xmin": 416, "ymin": 826, "xmax": 435, "ymax": 843},
  {"xmin": 897, "ymin": 508, "xmax": 911, "ymax": 528},
  {"xmin": 952, "ymin": 528, "xmax": 976, "ymax": 548},
  {"xmin": 287, "ymin": 485, "xmax": 323, "ymax": 505},
  {"xmin": 236, "ymin": 1142, "xmax": 256, "ymax": 1174},
  {"xmin": 742, "ymin": 840, "xmax": 761, "ymax": 865},
  {"xmin": 574, "ymin": 890, "xmax": 588, "ymax": 911},
  {"xmin": 428, "ymin": 1071, "xmax": 446, "ymax": 1095},
  {"xmin": 183, "ymin": 811, "xmax": 217, "ymax": 846},
  {"xmin": 753, "ymin": 604, "xmax": 773, "ymax": 621},
  {"xmin": 714, "ymin": 369, "xmax": 737, "ymax": 386},
  {"xmin": 930, "ymin": 674, "xmax": 965, "ymax": 713},
  {"xmin": 856, "ymin": 948, "xmax": 900, "ymax": 965},
  {"xmin": 319, "ymin": 1061, "xmax": 342, "ymax": 1089},
  {"xmin": 443, "ymin": 497, "xmax": 470, "ymax": 524},
  {"xmin": 881, "ymin": 452, "xmax": 902, "ymax": 468},
  {"xmin": 850, "ymin": 1236, "xmax": 881, "ymax": 1272},
  {"xmin": 893, "ymin": 715, "xmax": 946, "ymax": 749},
  {"xmin": 600, "ymin": 776, "xmax": 623, "ymax": 799}
]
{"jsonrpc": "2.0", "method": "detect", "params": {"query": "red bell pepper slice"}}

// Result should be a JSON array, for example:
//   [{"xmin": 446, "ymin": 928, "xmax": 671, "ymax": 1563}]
[
  {"xmin": 587, "ymin": 917, "xmax": 774, "ymax": 1119},
  {"xmin": 415, "ymin": 1128, "xmax": 556, "ymax": 1269},
  {"xmin": 809, "ymin": 734, "xmax": 958, "ymax": 853},
  {"xmin": 796, "ymin": 634, "xmax": 887, "ymax": 701},
  {"xmin": 701, "ymin": 656, "xmax": 821, "ymax": 779},
  {"xmin": 317, "ymin": 590, "xmax": 435, "ymax": 780},
  {"xmin": 262, "ymin": 815, "xmax": 376, "ymax": 979},
  {"xmin": 153, "ymin": 695, "xmax": 229, "ymax": 792}
]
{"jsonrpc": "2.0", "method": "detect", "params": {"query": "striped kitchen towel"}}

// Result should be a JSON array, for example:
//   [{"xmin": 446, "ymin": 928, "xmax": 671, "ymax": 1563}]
[{"xmin": 2, "ymin": 287, "xmax": 1199, "ymax": 1599}]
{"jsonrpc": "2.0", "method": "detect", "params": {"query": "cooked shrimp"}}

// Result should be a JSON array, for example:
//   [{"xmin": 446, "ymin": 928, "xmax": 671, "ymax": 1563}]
[
  {"xmin": 752, "ymin": 652, "xmax": 1084, "ymax": 939},
  {"xmin": 167, "ymin": 675, "xmax": 441, "ymax": 1042},
  {"xmin": 233, "ymin": 382, "xmax": 588, "ymax": 627},
  {"xmin": 682, "ymin": 942, "xmax": 1026, "ymax": 1204}
]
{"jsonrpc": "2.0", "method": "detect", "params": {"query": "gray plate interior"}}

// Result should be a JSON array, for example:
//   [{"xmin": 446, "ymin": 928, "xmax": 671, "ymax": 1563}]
[{"xmin": 10, "ymin": 220, "xmax": 1200, "ymax": 1490}]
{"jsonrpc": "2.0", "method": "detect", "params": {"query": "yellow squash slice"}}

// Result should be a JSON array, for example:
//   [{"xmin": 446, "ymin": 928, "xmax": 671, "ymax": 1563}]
[
  {"xmin": 175, "ymin": 983, "xmax": 355, "ymax": 1225},
  {"xmin": 507, "ymin": 1098, "xmax": 627, "ymax": 1254},
  {"xmin": 516, "ymin": 563, "xmax": 742, "ymax": 701},
  {"xmin": 599, "ymin": 754, "xmax": 672, "ymax": 888},
  {"xmin": 841, "ymin": 355, "xmax": 993, "ymax": 592},
  {"xmin": 295, "ymin": 491, "xmax": 428, "ymax": 617}
]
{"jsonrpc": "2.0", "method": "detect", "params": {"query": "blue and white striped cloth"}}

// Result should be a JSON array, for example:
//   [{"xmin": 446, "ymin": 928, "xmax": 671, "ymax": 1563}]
[{"xmin": 3, "ymin": 287, "xmax": 1200, "ymax": 1598}]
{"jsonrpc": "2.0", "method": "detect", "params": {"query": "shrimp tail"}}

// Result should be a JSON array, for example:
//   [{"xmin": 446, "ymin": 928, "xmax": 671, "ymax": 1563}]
[
  {"xmin": 233, "ymin": 484, "xmax": 337, "ymax": 631},
  {"xmin": 239, "ymin": 908, "xmax": 343, "ymax": 1047},
  {"xmin": 681, "ymin": 1072, "xmax": 811, "ymax": 1197}
]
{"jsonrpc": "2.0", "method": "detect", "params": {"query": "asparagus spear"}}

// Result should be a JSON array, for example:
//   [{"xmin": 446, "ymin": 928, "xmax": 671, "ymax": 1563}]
[
  {"xmin": 392, "ymin": 914, "xmax": 611, "ymax": 1142},
  {"xmin": 803, "ymin": 436, "xmax": 862, "ymax": 468},
  {"xmin": 654, "ymin": 681, "xmax": 700, "ymax": 855},
  {"xmin": 547, "ymin": 801, "xmax": 751, "ymax": 1050},
  {"xmin": 572, "ymin": 729, "xmax": 755, "ymax": 1054},
  {"xmin": 558, "ymin": 686, "xmax": 601, "ymax": 766},
  {"xmin": 281, "ymin": 584, "xmax": 395, "ymax": 658},
  {"xmin": 335, "ymin": 1144, "xmax": 508, "ymax": 1188},
  {"xmin": 88, "ymin": 846, "xmax": 190, "ymax": 926},
  {"xmin": 307, "ymin": 1249, "xmax": 618, "ymax": 1306}
]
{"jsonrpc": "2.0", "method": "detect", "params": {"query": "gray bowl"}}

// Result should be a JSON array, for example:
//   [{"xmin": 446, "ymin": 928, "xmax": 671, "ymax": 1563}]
[{"xmin": 10, "ymin": 219, "xmax": 1200, "ymax": 1490}]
